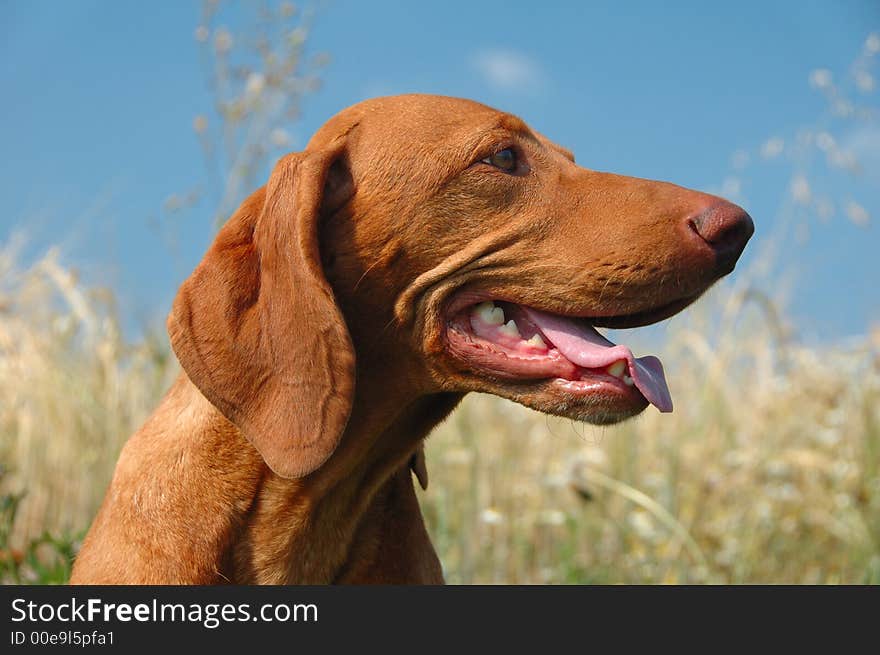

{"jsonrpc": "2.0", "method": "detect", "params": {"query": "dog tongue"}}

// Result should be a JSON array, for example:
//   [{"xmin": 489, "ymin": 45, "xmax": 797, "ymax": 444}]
[{"xmin": 522, "ymin": 308, "xmax": 673, "ymax": 412}]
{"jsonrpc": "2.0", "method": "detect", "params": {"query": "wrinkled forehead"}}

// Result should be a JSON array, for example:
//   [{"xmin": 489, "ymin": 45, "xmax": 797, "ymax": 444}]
[
  {"xmin": 355, "ymin": 98, "xmax": 531, "ymax": 156},
  {"xmin": 309, "ymin": 95, "xmax": 573, "ymax": 175}
]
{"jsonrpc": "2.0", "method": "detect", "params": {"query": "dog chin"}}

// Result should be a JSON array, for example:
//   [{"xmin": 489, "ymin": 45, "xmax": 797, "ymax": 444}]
[{"xmin": 457, "ymin": 375, "xmax": 651, "ymax": 425}]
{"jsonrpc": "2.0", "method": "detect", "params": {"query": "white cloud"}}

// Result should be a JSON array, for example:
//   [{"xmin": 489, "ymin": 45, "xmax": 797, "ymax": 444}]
[{"xmin": 472, "ymin": 49, "xmax": 543, "ymax": 92}]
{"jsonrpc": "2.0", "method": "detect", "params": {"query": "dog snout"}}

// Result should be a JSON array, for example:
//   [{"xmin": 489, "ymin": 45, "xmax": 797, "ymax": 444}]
[{"xmin": 686, "ymin": 201, "xmax": 754, "ymax": 275}]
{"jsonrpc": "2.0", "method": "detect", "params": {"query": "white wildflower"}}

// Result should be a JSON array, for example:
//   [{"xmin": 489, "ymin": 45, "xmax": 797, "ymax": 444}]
[
  {"xmin": 761, "ymin": 137, "xmax": 784, "ymax": 159},
  {"xmin": 288, "ymin": 27, "xmax": 307, "ymax": 47},
  {"xmin": 832, "ymin": 99, "xmax": 853, "ymax": 117},
  {"xmin": 815, "ymin": 197, "xmax": 834, "ymax": 222},
  {"xmin": 214, "ymin": 28, "xmax": 233, "ymax": 54},
  {"xmin": 855, "ymin": 71, "xmax": 875, "ymax": 93},
  {"xmin": 245, "ymin": 72, "xmax": 266, "ymax": 99},
  {"xmin": 721, "ymin": 176, "xmax": 741, "ymax": 198},
  {"xmin": 809, "ymin": 68, "xmax": 833, "ymax": 89},
  {"xmin": 790, "ymin": 174, "xmax": 811, "ymax": 205},
  {"xmin": 480, "ymin": 507, "xmax": 504, "ymax": 525},
  {"xmin": 192, "ymin": 115, "xmax": 208, "ymax": 134},
  {"xmin": 731, "ymin": 149, "xmax": 749, "ymax": 170},
  {"xmin": 834, "ymin": 493, "xmax": 852, "ymax": 510},
  {"xmin": 815, "ymin": 132, "xmax": 835, "ymax": 151},
  {"xmin": 629, "ymin": 510, "xmax": 656, "ymax": 540},
  {"xmin": 270, "ymin": 128, "xmax": 291, "ymax": 148},
  {"xmin": 575, "ymin": 447, "xmax": 608, "ymax": 469},
  {"xmin": 765, "ymin": 459, "xmax": 791, "ymax": 479},
  {"xmin": 538, "ymin": 509, "xmax": 566, "ymax": 526},
  {"xmin": 829, "ymin": 149, "xmax": 858, "ymax": 172},
  {"xmin": 541, "ymin": 472, "xmax": 569, "ymax": 489},
  {"xmin": 845, "ymin": 200, "xmax": 869, "ymax": 227},
  {"xmin": 440, "ymin": 448, "xmax": 472, "ymax": 465}
]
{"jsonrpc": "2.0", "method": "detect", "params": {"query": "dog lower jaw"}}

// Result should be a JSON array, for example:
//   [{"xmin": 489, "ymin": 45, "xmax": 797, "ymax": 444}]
[
  {"xmin": 435, "ymin": 342, "xmax": 652, "ymax": 424},
  {"xmin": 461, "ymin": 375, "xmax": 650, "ymax": 425}
]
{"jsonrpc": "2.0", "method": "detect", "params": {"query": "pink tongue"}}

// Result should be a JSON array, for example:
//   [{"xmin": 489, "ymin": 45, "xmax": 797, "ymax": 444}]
[{"xmin": 522, "ymin": 308, "xmax": 673, "ymax": 412}]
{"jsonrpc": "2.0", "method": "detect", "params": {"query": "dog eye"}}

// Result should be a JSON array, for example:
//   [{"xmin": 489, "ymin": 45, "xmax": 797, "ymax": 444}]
[{"xmin": 481, "ymin": 148, "xmax": 517, "ymax": 172}]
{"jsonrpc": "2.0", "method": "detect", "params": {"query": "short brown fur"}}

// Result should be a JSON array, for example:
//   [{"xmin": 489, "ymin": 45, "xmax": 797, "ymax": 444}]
[{"xmin": 72, "ymin": 95, "xmax": 750, "ymax": 584}]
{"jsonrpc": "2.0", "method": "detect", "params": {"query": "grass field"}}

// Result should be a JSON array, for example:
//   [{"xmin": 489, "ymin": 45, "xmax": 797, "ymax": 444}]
[
  {"xmin": 1, "ymin": 2, "xmax": 876, "ymax": 587},
  {"xmin": 1, "ymin": 239, "xmax": 877, "ymax": 584}
]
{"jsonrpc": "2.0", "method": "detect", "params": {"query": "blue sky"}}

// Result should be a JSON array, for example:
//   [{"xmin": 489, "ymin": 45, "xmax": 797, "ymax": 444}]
[{"xmin": 1, "ymin": 1, "xmax": 878, "ymax": 341}]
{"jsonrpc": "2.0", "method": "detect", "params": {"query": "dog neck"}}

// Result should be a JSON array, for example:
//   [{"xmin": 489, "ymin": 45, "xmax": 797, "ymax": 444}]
[
  {"xmin": 160, "ymin": 371, "xmax": 459, "ymax": 583},
  {"xmin": 225, "ymin": 376, "xmax": 460, "ymax": 583}
]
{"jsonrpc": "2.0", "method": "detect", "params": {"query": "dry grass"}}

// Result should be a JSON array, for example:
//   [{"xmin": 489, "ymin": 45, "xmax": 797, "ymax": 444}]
[
  {"xmin": 421, "ymin": 289, "xmax": 880, "ymax": 583},
  {"xmin": 1, "ymin": 233, "xmax": 877, "ymax": 584},
  {"xmin": 0, "ymin": 237, "xmax": 177, "ymax": 548}
]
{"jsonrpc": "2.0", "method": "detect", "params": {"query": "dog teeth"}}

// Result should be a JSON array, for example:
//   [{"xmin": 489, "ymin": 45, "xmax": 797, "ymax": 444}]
[
  {"xmin": 474, "ymin": 301, "xmax": 505, "ymax": 326},
  {"xmin": 607, "ymin": 360, "xmax": 635, "ymax": 386},
  {"xmin": 526, "ymin": 333, "xmax": 547, "ymax": 348},
  {"xmin": 499, "ymin": 319, "xmax": 521, "ymax": 338}
]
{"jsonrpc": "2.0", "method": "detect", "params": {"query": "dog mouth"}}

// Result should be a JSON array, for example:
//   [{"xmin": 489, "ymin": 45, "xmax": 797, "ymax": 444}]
[{"xmin": 444, "ymin": 296, "xmax": 691, "ymax": 414}]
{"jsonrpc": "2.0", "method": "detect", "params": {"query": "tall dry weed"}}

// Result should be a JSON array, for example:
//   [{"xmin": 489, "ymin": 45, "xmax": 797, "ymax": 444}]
[
  {"xmin": 0, "ymin": 238, "xmax": 176, "ymax": 546},
  {"xmin": 1, "ymin": 8, "xmax": 877, "ymax": 583}
]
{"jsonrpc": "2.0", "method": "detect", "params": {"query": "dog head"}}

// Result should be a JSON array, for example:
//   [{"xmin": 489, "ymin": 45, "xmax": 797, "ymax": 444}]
[{"xmin": 169, "ymin": 94, "xmax": 753, "ymax": 478}]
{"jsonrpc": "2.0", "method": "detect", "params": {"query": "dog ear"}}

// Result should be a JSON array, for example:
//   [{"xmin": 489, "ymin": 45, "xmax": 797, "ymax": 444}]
[{"xmin": 167, "ymin": 145, "xmax": 355, "ymax": 478}]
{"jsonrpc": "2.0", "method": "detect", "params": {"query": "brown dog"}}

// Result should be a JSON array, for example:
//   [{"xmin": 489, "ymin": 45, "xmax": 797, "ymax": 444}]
[{"xmin": 71, "ymin": 95, "xmax": 752, "ymax": 584}]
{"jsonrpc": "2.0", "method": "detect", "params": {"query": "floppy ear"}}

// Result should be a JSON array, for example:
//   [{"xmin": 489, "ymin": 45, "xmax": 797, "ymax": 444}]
[{"xmin": 167, "ymin": 145, "xmax": 355, "ymax": 478}]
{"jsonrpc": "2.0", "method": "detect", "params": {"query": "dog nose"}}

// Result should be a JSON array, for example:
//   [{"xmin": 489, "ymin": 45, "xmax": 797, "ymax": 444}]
[{"xmin": 688, "ymin": 201, "xmax": 754, "ymax": 274}]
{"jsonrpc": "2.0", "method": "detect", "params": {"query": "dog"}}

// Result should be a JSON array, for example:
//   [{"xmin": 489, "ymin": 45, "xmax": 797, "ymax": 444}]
[{"xmin": 70, "ymin": 94, "xmax": 753, "ymax": 583}]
